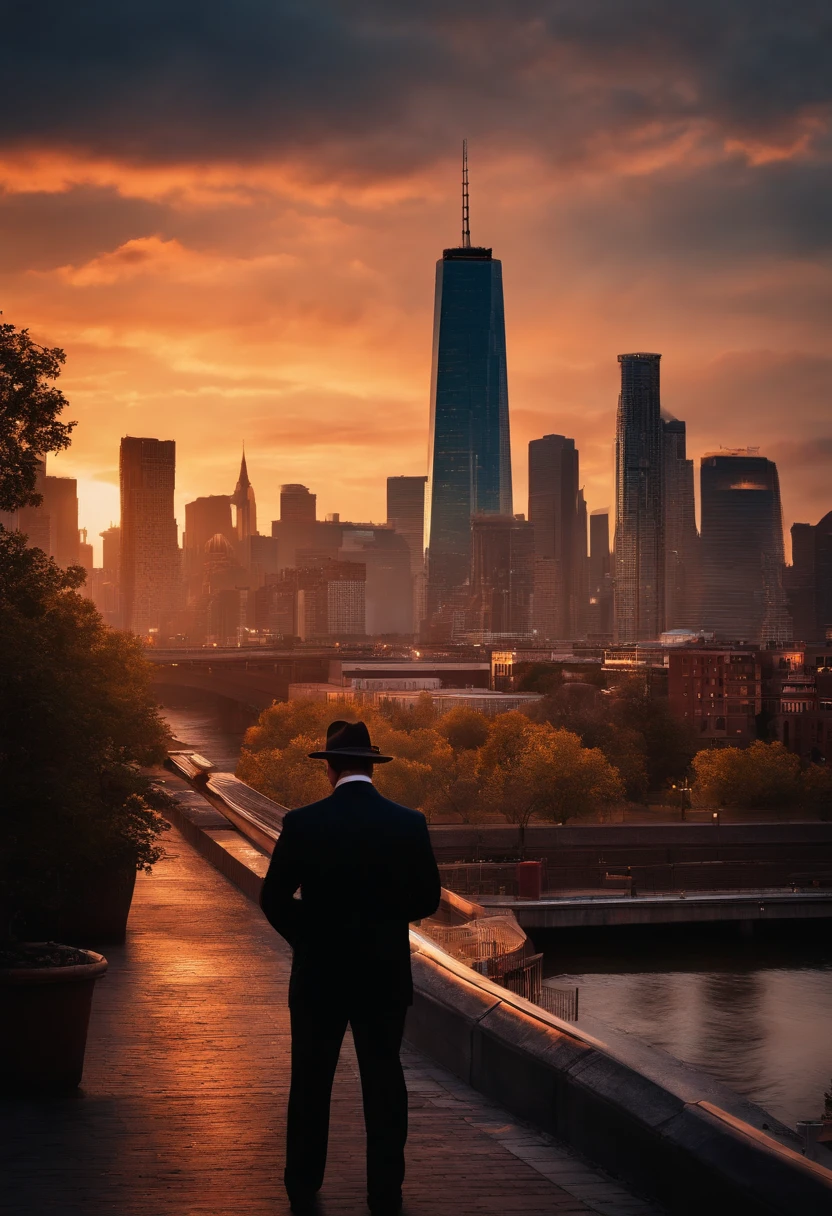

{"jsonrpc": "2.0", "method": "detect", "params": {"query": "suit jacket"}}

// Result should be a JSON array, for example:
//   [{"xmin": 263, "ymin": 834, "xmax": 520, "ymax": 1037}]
[{"xmin": 260, "ymin": 780, "xmax": 441, "ymax": 1007}]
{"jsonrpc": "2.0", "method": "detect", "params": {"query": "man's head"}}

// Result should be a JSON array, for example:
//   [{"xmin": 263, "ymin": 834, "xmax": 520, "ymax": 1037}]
[{"xmin": 307, "ymin": 719, "xmax": 393, "ymax": 788}]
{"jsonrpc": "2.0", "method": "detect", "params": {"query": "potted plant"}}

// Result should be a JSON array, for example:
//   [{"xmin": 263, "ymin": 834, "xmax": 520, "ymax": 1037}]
[
  {"xmin": 1, "ymin": 943, "xmax": 108, "ymax": 1091},
  {"xmin": 0, "ymin": 322, "xmax": 170, "ymax": 1088}
]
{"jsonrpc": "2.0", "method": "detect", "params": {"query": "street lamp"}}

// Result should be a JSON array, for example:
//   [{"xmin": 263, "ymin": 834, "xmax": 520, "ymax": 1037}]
[{"xmin": 672, "ymin": 780, "xmax": 691, "ymax": 821}]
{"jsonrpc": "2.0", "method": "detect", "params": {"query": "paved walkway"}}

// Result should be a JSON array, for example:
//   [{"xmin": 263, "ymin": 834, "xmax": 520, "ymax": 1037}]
[{"xmin": 1, "ymin": 828, "xmax": 661, "ymax": 1216}]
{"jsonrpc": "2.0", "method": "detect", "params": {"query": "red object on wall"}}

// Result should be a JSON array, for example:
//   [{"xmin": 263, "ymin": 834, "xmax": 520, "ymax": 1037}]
[{"xmin": 516, "ymin": 861, "xmax": 543, "ymax": 900}]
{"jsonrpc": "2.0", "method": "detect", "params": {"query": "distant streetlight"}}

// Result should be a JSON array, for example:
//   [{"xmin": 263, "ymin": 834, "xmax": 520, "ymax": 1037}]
[
  {"xmin": 712, "ymin": 811, "xmax": 720, "ymax": 826},
  {"xmin": 672, "ymin": 780, "xmax": 691, "ymax": 822}
]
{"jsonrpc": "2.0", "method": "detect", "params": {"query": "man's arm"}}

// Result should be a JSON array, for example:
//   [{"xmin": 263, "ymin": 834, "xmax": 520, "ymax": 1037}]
[
  {"xmin": 405, "ymin": 815, "xmax": 442, "ymax": 923},
  {"xmin": 259, "ymin": 814, "xmax": 304, "ymax": 946}
]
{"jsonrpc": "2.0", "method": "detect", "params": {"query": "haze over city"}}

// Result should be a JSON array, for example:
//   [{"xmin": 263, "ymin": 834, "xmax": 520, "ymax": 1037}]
[{"xmin": 2, "ymin": 2, "xmax": 830, "ymax": 561}]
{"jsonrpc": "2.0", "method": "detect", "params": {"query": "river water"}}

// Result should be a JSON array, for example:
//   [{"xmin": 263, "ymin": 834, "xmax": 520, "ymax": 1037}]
[{"xmin": 158, "ymin": 694, "xmax": 832, "ymax": 1131}]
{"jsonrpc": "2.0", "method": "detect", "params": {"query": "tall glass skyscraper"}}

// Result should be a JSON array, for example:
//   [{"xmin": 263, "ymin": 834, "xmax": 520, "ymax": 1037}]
[
  {"xmin": 700, "ymin": 450, "xmax": 789, "ymax": 644},
  {"xmin": 425, "ymin": 154, "xmax": 512, "ymax": 618},
  {"xmin": 614, "ymin": 353, "xmax": 664, "ymax": 642}
]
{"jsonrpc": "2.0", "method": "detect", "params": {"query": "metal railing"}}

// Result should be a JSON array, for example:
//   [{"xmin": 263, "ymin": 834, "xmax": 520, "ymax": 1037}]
[{"xmin": 420, "ymin": 915, "xmax": 579, "ymax": 1022}]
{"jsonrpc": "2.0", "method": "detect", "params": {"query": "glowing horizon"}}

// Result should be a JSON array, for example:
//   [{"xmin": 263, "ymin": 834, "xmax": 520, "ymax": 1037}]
[{"xmin": 2, "ymin": 4, "xmax": 829, "ymax": 564}]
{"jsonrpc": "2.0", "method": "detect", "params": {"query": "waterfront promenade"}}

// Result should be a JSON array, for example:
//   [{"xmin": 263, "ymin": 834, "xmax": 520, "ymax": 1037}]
[{"xmin": 0, "ymin": 826, "xmax": 659, "ymax": 1216}]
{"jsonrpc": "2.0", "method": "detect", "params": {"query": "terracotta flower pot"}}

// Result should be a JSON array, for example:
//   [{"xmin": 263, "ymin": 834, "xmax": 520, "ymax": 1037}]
[{"xmin": 0, "ymin": 946, "xmax": 108, "ymax": 1092}]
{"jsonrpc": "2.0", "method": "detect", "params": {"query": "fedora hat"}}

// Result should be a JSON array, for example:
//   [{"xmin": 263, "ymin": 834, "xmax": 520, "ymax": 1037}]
[{"xmin": 307, "ymin": 719, "xmax": 393, "ymax": 763}]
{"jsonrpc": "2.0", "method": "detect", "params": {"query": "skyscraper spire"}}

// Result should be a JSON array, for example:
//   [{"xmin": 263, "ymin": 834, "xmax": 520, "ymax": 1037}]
[
  {"xmin": 232, "ymin": 447, "xmax": 256, "ymax": 540},
  {"xmin": 462, "ymin": 138, "xmax": 470, "ymax": 248}
]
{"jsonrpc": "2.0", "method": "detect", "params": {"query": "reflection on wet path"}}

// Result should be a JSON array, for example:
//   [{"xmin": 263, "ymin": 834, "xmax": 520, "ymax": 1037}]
[{"xmin": 541, "ymin": 926, "xmax": 832, "ymax": 1129}]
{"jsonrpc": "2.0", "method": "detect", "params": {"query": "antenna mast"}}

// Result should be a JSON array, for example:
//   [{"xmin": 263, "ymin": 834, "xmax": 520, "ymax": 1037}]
[{"xmin": 462, "ymin": 138, "xmax": 470, "ymax": 248}]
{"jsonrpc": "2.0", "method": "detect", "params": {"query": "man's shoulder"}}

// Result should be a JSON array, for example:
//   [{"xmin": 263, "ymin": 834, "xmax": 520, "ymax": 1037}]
[
  {"xmin": 281, "ymin": 795, "xmax": 333, "ymax": 827},
  {"xmin": 372, "ymin": 792, "xmax": 429, "ymax": 831}
]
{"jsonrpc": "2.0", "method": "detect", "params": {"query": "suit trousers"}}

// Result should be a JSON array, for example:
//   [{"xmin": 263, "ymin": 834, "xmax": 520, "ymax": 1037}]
[{"xmin": 285, "ymin": 998, "xmax": 409, "ymax": 1205}]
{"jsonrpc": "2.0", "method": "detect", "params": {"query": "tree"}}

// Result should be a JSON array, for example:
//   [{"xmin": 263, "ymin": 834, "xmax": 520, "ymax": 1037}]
[
  {"xmin": 435, "ymin": 705, "xmax": 489, "ymax": 751},
  {"xmin": 377, "ymin": 691, "xmax": 438, "ymax": 732},
  {"xmin": 534, "ymin": 676, "xmax": 694, "ymax": 799},
  {"xmin": 478, "ymin": 713, "xmax": 623, "ymax": 825},
  {"xmin": 241, "ymin": 698, "xmax": 339, "ymax": 754},
  {"xmin": 691, "ymin": 741, "xmax": 803, "ymax": 809},
  {"xmin": 0, "ymin": 529, "xmax": 170, "ymax": 937},
  {"xmin": 237, "ymin": 734, "xmax": 331, "ymax": 808},
  {"xmin": 0, "ymin": 323, "xmax": 75, "ymax": 513}
]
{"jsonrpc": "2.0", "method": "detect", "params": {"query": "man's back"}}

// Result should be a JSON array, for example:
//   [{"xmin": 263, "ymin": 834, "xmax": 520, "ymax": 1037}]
[{"xmin": 260, "ymin": 779, "xmax": 441, "ymax": 1005}]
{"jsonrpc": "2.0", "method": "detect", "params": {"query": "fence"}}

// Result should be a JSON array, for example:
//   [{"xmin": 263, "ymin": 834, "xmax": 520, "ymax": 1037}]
[
  {"xmin": 439, "ymin": 861, "xmax": 549, "ymax": 898},
  {"xmin": 419, "ymin": 913, "xmax": 578, "ymax": 1022}
]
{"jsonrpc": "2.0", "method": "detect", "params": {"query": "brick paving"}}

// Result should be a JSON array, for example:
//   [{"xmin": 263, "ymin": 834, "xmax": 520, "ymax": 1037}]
[{"xmin": 1, "ymin": 828, "xmax": 661, "ymax": 1216}]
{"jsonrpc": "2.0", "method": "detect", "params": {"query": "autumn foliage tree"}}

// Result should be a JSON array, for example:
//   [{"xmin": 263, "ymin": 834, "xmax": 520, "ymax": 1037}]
[
  {"xmin": 691, "ymin": 741, "xmax": 804, "ymax": 809},
  {"xmin": 478, "ymin": 712, "xmax": 623, "ymax": 826},
  {"xmin": 238, "ymin": 700, "xmax": 624, "ymax": 825}
]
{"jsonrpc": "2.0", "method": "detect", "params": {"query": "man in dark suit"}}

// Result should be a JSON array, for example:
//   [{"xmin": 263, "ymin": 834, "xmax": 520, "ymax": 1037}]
[{"xmin": 260, "ymin": 720, "xmax": 441, "ymax": 1216}]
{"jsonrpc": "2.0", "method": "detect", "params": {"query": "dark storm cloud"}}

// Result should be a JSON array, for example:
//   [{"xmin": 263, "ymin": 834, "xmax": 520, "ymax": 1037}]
[
  {"xmin": 0, "ymin": 188, "xmax": 169, "ymax": 272},
  {"xmin": 0, "ymin": 1, "xmax": 829, "ymax": 166}
]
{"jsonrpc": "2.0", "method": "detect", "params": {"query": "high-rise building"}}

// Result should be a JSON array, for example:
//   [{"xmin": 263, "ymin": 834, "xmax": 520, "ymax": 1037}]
[
  {"xmin": 240, "ymin": 534, "xmax": 280, "ymax": 591},
  {"xmin": 8, "ymin": 457, "xmax": 52, "ymax": 553},
  {"xmin": 78, "ymin": 528, "xmax": 94, "ymax": 573},
  {"xmin": 425, "ymin": 145, "xmax": 512, "ymax": 621},
  {"xmin": 387, "ymin": 475, "xmax": 428, "ymax": 631},
  {"xmin": 662, "ymin": 416, "xmax": 700, "ymax": 630},
  {"xmin": 184, "ymin": 496, "xmax": 234, "ymax": 557},
  {"xmin": 42, "ymin": 475, "xmax": 79, "ymax": 568},
  {"xmin": 387, "ymin": 475, "xmax": 427, "ymax": 572},
  {"xmin": 787, "ymin": 512, "xmax": 832, "ymax": 642},
  {"xmin": 183, "ymin": 495, "xmax": 235, "ymax": 598},
  {"xmin": 469, "ymin": 514, "xmax": 534, "ymax": 639},
  {"xmin": 101, "ymin": 524, "xmax": 121, "ymax": 578},
  {"xmin": 528, "ymin": 435, "xmax": 586, "ymax": 638},
  {"xmin": 700, "ymin": 450, "xmax": 790, "ymax": 644},
  {"xmin": 588, "ymin": 509, "xmax": 613, "ymax": 640},
  {"xmin": 296, "ymin": 560, "xmax": 366, "ymax": 640},
  {"xmin": 119, "ymin": 436, "xmax": 180, "ymax": 637},
  {"xmin": 272, "ymin": 484, "xmax": 317, "ymax": 570},
  {"xmin": 232, "ymin": 450, "xmax": 257, "ymax": 541},
  {"xmin": 88, "ymin": 523, "xmax": 121, "ymax": 625},
  {"xmin": 340, "ymin": 525, "xmax": 413, "ymax": 635},
  {"xmin": 614, "ymin": 353, "xmax": 664, "ymax": 642}
]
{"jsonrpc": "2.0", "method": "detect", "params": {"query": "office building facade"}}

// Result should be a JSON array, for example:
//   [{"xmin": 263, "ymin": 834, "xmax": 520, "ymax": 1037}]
[
  {"xmin": 528, "ymin": 434, "xmax": 586, "ymax": 639},
  {"xmin": 469, "ymin": 514, "xmax": 534, "ymax": 639},
  {"xmin": 787, "ymin": 511, "xmax": 832, "ymax": 642},
  {"xmin": 662, "ymin": 416, "xmax": 700, "ymax": 630},
  {"xmin": 700, "ymin": 450, "xmax": 790, "ymax": 645},
  {"xmin": 425, "ymin": 240, "xmax": 512, "ymax": 619},
  {"xmin": 588, "ymin": 509, "xmax": 613, "ymax": 640},
  {"xmin": 119, "ymin": 436, "xmax": 180, "ymax": 637},
  {"xmin": 614, "ymin": 353, "xmax": 664, "ymax": 642}
]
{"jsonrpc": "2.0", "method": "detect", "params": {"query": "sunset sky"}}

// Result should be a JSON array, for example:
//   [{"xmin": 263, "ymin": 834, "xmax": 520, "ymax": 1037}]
[{"xmin": 2, "ymin": 1, "xmax": 830, "ymax": 562}]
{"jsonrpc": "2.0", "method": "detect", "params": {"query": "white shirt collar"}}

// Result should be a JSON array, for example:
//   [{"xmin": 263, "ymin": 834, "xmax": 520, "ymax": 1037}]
[{"xmin": 334, "ymin": 773, "xmax": 374, "ymax": 789}]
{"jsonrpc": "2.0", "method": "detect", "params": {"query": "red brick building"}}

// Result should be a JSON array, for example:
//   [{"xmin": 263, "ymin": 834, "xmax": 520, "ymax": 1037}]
[{"xmin": 668, "ymin": 648, "xmax": 761, "ymax": 745}]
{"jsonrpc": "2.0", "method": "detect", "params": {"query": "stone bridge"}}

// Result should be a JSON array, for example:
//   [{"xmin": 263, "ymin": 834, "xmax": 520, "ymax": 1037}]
[{"xmin": 148, "ymin": 648, "xmax": 332, "ymax": 712}]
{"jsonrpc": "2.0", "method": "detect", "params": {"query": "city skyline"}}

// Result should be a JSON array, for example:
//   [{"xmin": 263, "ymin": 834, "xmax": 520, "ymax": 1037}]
[{"xmin": 2, "ymin": 7, "xmax": 828, "ymax": 564}]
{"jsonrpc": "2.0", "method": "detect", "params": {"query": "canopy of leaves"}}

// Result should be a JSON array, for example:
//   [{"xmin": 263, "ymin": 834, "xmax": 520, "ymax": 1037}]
[
  {"xmin": 691, "ymin": 740, "xmax": 806, "ymax": 809},
  {"xmin": 477, "ymin": 712, "xmax": 623, "ymax": 826},
  {"xmin": 0, "ymin": 529, "xmax": 170, "ymax": 937},
  {"xmin": 238, "ymin": 699, "xmax": 624, "ymax": 825},
  {"xmin": 533, "ymin": 675, "xmax": 695, "ymax": 800},
  {"xmin": 0, "ymin": 323, "xmax": 75, "ymax": 513}
]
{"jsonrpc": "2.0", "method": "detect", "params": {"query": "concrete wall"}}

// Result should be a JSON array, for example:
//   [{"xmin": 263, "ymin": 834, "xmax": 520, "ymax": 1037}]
[
  {"xmin": 428, "ymin": 822, "xmax": 832, "ymax": 890},
  {"xmin": 407, "ymin": 932, "xmax": 832, "ymax": 1215}
]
